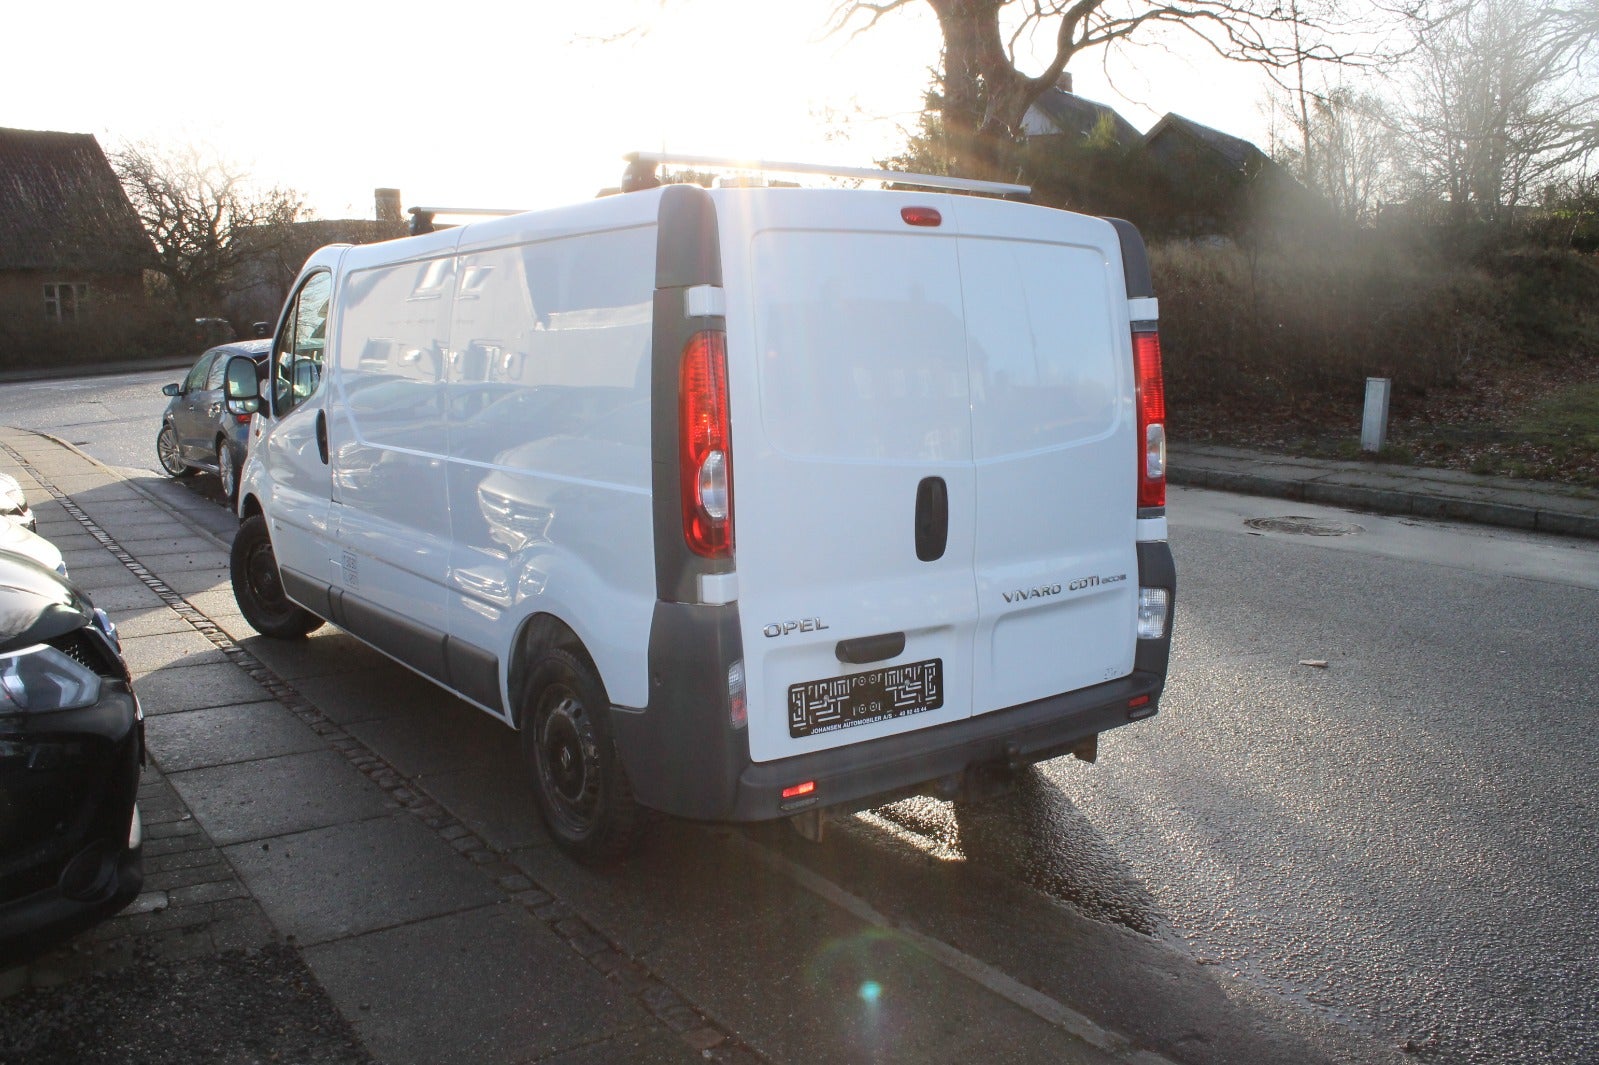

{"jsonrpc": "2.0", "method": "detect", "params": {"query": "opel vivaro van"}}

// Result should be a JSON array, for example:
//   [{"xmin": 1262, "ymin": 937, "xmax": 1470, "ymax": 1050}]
[{"xmin": 222, "ymin": 155, "xmax": 1176, "ymax": 861}]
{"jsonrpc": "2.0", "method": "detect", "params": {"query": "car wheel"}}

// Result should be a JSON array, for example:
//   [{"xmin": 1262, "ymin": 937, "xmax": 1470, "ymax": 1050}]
[
  {"xmin": 521, "ymin": 648, "xmax": 645, "ymax": 864},
  {"xmin": 216, "ymin": 439, "xmax": 239, "ymax": 505},
  {"xmin": 156, "ymin": 424, "xmax": 194, "ymax": 478},
  {"xmin": 230, "ymin": 514, "xmax": 323, "ymax": 639}
]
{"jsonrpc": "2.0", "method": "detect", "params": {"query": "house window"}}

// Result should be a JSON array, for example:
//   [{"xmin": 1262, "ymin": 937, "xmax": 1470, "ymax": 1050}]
[{"xmin": 43, "ymin": 283, "xmax": 90, "ymax": 323}]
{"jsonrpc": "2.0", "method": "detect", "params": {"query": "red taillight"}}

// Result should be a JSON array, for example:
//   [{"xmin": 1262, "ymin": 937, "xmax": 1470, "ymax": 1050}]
[
  {"xmin": 679, "ymin": 330, "xmax": 734, "ymax": 558},
  {"xmin": 1132, "ymin": 328, "xmax": 1166, "ymax": 510},
  {"xmin": 782, "ymin": 781, "xmax": 816, "ymax": 800},
  {"xmin": 901, "ymin": 206, "xmax": 942, "ymax": 227},
  {"xmin": 234, "ymin": 413, "xmax": 251, "ymax": 425}
]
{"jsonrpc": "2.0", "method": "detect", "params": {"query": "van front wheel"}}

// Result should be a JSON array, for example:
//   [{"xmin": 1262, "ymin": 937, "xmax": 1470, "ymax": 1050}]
[
  {"xmin": 521, "ymin": 648, "xmax": 644, "ymax": 864},
  {"xmin": 231, "ymin": 514, "xmax": 323, "ymax": 639}
]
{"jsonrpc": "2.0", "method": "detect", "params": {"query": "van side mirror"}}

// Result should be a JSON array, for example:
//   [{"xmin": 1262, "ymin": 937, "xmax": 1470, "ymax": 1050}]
[{"xmin": 223, "ymin": 355, "xmax": 262, "ymax": 415}]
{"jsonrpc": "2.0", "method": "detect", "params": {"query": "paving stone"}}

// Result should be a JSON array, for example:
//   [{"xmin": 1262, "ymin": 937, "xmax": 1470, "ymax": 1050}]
[
  {"xmin": 169, "ymin": 879, "xmax": 249, "ymax": 906},
  {"xmin": 143, "ymin": 819, "xmax": 203, "ymax": 841},
  {"xmin": 304, "ymin": 903, "xmax": 649, "ymax": 1065},
  {"xmin": 144, "ymin": 861, "xmax": 235, "ymax": 893},
  {"xmin": 143, "ymin": 833, "xmax": 214, "ymax": 858},
  {"xmin": 134, "ymin": 661, "xmax": 273, "ymax": 715},
  {"xmin": 145, "ymin": 700, "xmax": 325, "ymax": 772},
  {"xmin": 529, "ymin": 1027, "xmax": 710, "ymax": 1065},
  {"xmin": 169, "ymin": 749, "xmax": 394, "ymax": 845},
  {"xmin": 223, "ymin": 815, "xmax": 502, "ymax": 945},
  {"xmin": 103, "ymin": 604, "xmax": 193, "ymax": 639},
  {"xmin": 145, "ymin": 847, "xmax": 224, "ymax": 874},
  {"xmin": 120, "ymin": 629, "xmax": 232, "ymax": 674}
]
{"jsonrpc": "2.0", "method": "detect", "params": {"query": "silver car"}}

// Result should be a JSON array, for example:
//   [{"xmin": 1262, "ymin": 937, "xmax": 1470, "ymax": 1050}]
[{"xmin": 157, "ymin": 340, "xmax": 270, "ymax": 503}]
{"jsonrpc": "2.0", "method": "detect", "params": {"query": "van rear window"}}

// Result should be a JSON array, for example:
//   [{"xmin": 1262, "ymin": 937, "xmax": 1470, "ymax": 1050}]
[
  {"xmin": 752, "ymin": 232, "xmax": 972, "ymax": 464},
  {"xmin": 959, "ymin": 238, "xmax": 1120, "ymax": 458}
]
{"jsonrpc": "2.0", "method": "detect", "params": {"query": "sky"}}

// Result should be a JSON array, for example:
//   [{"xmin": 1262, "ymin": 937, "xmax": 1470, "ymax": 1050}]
[{"xmin": 5, "ymin": 0, "xmax": 1283, "ymax": 220}]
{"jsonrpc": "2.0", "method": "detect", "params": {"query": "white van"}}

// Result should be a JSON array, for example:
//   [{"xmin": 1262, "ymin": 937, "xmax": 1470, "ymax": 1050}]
[{"xmin": 223, "ymin": 156, "xmax": 1176, "ymax": 862}]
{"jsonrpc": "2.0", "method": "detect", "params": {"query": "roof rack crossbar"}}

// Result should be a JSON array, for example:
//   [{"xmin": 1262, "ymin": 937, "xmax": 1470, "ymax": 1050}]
[
  {"xmin": 409, "ymin": 206, "xmax": 529, "ymax": 217},
  {"xmin": 625, "ymin": 152, "xmax": 1031, "ymax": 197}
]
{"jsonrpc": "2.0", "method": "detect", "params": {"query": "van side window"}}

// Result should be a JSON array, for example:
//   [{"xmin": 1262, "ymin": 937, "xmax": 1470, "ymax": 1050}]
[{"xmin": 274, "ymin": 271, "xmax": 332, "ymax": 416}]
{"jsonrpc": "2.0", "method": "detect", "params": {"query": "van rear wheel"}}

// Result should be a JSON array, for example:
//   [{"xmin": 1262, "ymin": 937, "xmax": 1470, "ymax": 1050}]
[
  {"xmin": 230, "ymin": 514, "xmax": 323, "ymax": 639},
  {"xmin": 521, "ymin": 648, "xmax": 644, "ymax": 864}
]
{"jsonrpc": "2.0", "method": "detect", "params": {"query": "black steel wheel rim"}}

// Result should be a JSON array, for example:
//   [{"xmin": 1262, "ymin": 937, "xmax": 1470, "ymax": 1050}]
[
  {"xmin": 245, "ymin": 540, "xmax": 289, "ymax": 615},
  {"xmin": 157, "ymin": 426, "xmax": 184, "ymax": 475},
  {"xmin": 537, "ymin": 686, "xmax": 600, "ymax": 835}
]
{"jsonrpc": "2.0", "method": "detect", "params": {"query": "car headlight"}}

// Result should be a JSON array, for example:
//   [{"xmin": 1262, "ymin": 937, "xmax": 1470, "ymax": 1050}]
[
  {"xmin": 2, "ymin": 484, "xmax": 26, "ymax": 512},
  {"xmin": 0, "ymin": 643, "xmax": 103, "ymax": 714}
]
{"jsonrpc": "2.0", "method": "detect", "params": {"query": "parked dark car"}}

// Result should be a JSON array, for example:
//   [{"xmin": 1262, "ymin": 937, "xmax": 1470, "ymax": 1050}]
[
  {"xmin": 157, "ymin": 339, "xmax": 271, "ymax": 503},
  {"xmin": 0, "ymin": 551, "xmax": 143, "ymax": 960}
]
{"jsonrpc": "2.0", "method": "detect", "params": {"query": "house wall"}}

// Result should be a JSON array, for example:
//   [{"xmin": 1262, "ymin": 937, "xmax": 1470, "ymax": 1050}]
[{"xmin": 0, "ymin": 268, "xmax": 170, "ymax": 368}]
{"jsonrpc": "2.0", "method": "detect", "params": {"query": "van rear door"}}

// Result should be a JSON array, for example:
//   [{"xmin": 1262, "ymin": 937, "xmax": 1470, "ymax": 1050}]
[
  {"xmin": 724, "ymin": 192, "xmax": 1136, "ymax": 765},
  {"xmin": 721, "ymin": 191, "xmax": 979, "ymax": 764},
  {"xmin": 947, "ymin": 200, "xmax": 1139, "ymax": 715}
]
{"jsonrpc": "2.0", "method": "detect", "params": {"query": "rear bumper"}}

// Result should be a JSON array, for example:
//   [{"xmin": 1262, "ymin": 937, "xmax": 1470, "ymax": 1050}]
[
  {"xmin": 616, "ymin": 540, "xmax": 1176, "ymax": 823},
  {"xmin": 725, "ymin": 670, "xmax": 1165, "ymax": 821}
]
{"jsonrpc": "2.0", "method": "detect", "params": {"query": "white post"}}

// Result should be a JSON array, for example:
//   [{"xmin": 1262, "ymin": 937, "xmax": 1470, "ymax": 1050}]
[{"xmin": 1361, "ymin": 377, "xmax": 1391, "ymax": 453}]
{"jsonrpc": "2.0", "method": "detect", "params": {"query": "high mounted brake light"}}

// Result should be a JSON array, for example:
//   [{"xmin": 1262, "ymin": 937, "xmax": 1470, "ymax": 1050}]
[
  {"xmin": 680, "ymin": 330, "xmax": 734, "ymax": 558},
  {"xmin": 1133, "ymin": 327, "xmax": 1166, "ymax": 511}
]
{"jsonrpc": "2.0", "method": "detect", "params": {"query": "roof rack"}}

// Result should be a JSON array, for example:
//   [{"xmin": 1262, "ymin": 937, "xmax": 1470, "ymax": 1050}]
[
  {"xmin": 407, "ymin": 205, "xmax": 529, "ymax": 236},
  {"xmin": 623, "ymin": 151, "xmax": 1031, "ymax": 198}
]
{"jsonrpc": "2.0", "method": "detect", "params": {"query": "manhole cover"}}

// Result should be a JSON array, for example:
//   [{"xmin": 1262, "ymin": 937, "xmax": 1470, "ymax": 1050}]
[{"xmin": 1244, "ymin": 516, "xmax": 1365, "ymax": 536}]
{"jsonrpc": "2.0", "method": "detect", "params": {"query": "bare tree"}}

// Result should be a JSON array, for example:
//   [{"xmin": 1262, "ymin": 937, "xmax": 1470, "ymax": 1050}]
[
  {"xmin": 1398, "ymin": 0, "xmax": 1599, "ymax": 223},
  {"xmin": 831, "ymin": 0, "xmax": 1377, "ymax": 181},
  {"xmin": 111, "ymin": 143, "xmax": 307, "ymax": 317},
  {"xmin": 1271, "ymin": 86, "xmax": 1402, "ymax": 225}
]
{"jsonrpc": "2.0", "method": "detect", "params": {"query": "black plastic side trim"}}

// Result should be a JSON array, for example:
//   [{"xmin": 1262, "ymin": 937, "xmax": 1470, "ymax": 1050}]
[
  {"xmin": 445, "ymin": 636, "xmax": 503, "ymax": 714},
  {"xmin": 655, "ymin": 184, "xmax": 723, "ymax": 290},
  {"xmin": 609, "ymin": 600, "xmax": 747, "ymax": 820},
  {"xmin": 278, "ymin": 567, "xmax": 333, "ymax": 620},
  {"xmin": 1104, "ymin": 218, "xmax": 1154, "ymax": 299},
  {"xmin": 333, "ymin": 588, "xmax": 449, "ymax": 686},
  {"xmin": 1134, "ymin": 540, "xmax": 1176, "ymax": 678}
]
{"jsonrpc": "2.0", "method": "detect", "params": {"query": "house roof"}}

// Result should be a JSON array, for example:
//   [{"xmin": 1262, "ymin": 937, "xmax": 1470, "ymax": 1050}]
[
  {"xmin": 1026, "ymin": 88, "xmax": 1142, "ymax": 146},
  {"xmin": 0, "ymin": 126, "xmax": 150, "ymax": 273},
  {"xmin": 1143, "ymin": 113, "xmax": 1265, "ymax": 172}
]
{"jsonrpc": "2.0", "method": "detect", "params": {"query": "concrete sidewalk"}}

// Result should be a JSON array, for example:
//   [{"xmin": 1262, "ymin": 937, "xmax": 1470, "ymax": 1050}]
[{"xmin": 1170, "ymin": 444, "xmax": 1599, "ymax": 540}]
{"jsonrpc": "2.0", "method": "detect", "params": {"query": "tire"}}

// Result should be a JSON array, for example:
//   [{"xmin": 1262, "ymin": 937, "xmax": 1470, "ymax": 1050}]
[
  {"xmin": 520, "ymin": 647, "xmax": 645, "ymax": 864},
  {"xmin": 156, "ymin": 424, "xmax": 195, "ymax": 478},
  {"xmin": 216, "ymin": 439, "xmax": 239, "ymax": 505},
  {"xmin": 230, "ymin": 514, "xmax": 323, "ymax": 639}
]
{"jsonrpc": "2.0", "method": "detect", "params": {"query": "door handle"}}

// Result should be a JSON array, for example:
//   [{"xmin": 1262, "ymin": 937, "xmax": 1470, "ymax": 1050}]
[
  {"xmin": 915, "ymin": 476, "xmax": 948, "ymax": 562},
  {"xmin": 315, "ymin": 410, "xmax": 329, "ymax": 465},
  {"xmin": 837, "ymin": 632, "xmax": 907, "ymax": 665}
]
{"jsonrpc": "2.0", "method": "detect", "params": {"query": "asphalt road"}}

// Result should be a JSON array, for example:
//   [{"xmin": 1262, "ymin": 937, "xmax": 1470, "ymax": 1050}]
[{"xmin": 4, "ymin": 367, "xmax": 1596, "ymax": 1065}]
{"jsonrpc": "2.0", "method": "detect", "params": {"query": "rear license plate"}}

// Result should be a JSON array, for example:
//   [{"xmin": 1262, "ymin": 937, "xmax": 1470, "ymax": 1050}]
[{"xmin": 788, "ymin": 659, "xmax": 943, "ymax": 738}]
